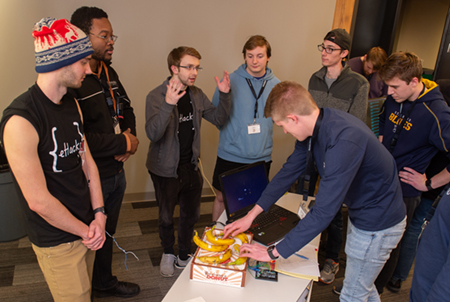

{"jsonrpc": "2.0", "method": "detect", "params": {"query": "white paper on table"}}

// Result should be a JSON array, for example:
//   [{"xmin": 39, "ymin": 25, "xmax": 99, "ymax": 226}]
[
  {"xmin": 183, "ymin": 297, "xmax": 207, "ymax": 302},
  {"xmin": 275, "ymin": 244, "xmax": 320, "ymax": 280}
]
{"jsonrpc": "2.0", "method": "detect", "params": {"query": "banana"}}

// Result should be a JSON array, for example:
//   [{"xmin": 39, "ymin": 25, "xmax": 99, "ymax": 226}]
[
  {"xmin": 228, "ymin": 244, "xmax": 248, "ymax": 266},
  {"xmin": 197, "ymin": 255, "xmax": 220, "ymax": 264},
  {"xmin": 218, "ymin": 248, "xmax": 232, "ymax": 263},
  {"xmin": 193, "ymin": 230, "xmax": 229, "ymax": 252},
  {"xmin": 228, "ymin": 256, "xmax": 248, "ymax": 266},
  {"xmin": 206, "ymin": 226, "xmax": 235, "ymax": 246},
  {"xmin": 235, "ymin": 232, "xmax": 249, "ymax": 244},
  {"xmin": 197, "ymin": 248, "xmax": 232, "ymax": 264}
]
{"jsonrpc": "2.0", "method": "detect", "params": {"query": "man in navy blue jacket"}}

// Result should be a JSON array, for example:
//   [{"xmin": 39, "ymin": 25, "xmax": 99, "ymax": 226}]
[
  {"xmin": 224, "ymin": 81, "xmax": 406, "ymax": 302},
  {"xmin": 410, "ymin": 186, "xmax": 450, "ymax": 301}
]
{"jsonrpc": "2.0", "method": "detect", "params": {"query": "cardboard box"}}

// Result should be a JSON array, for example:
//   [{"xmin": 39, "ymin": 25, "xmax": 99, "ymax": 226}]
[{"xmin": 190, "ymin": 227, "xmax": 252, "ymax": 288}]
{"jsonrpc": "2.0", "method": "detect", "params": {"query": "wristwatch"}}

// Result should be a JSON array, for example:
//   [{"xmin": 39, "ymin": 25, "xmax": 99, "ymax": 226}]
[
  {"xmin": 267, "ymin": 245, "xmax": 279, "ymax": 260},
  {"xmin": 425, "ymin": 179, "xmax": 433, "ymax": 191},
  {"xmin": 93, "ymin": 206, "xmax": 107, "ymax": 217}
]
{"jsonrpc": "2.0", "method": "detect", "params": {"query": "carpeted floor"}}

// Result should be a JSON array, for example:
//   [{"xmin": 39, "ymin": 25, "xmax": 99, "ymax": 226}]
[{"xmin": 0, "ymin": 197, "xmax": 413, "ymax": 301}]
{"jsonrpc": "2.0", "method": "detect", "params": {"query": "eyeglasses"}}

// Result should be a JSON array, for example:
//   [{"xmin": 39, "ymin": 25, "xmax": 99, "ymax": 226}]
[
  {"xmin": 179, "ymin": 65, "xmax": 203, "ymax": 72},
  {"xmin": 317, "ymin": 44, "xmax": 342, "ymax": 54},
  {"xmin": 89, "ymin": 33, "xmax": 118, "ymax": 43}
]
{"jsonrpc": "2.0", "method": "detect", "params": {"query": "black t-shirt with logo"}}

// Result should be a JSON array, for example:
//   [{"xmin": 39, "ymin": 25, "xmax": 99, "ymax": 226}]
[{"xmin": 177, "ymin": 88, "xmax": 194, "ymax": 165}]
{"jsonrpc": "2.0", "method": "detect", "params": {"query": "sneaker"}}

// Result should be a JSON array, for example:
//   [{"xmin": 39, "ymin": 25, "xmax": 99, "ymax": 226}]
[
  {"xmin": 332, "ymin": 284, "xmax": 342, "ymax": 295},
  {"xmin": 160, "ymin": 253, "xmax": 176, "ymax": 277},
  {"xmin": 319, "ymin": 258, "xmax": 339, "ymax": 284},
  {"xmin": 386, "ymin": 279, "xmax": 402, "ymax": 293},
  {"xmin": 333, "ymin": 283, "xmax": 383, "ymax": 297},
  {"xmin": 175, "ymin": 255, "xmax": 191, "ymax": 269}
]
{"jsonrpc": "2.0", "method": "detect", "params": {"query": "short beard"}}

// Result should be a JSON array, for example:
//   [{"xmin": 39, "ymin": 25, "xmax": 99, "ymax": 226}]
[{"xmin": 92, "ymin": 50, "xmax": 111, "ymax": 65}]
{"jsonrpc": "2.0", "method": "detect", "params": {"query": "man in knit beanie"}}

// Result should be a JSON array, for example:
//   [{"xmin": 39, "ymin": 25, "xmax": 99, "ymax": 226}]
[{"xmin": 0, "ymin": 17, "xmax": 106, "ymax": 301}]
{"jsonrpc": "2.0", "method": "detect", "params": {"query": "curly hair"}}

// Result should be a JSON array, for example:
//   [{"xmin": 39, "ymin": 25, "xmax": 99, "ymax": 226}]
[{"xmin": 70, "ymin": 6, "xmax": 108, "ymax": 35}]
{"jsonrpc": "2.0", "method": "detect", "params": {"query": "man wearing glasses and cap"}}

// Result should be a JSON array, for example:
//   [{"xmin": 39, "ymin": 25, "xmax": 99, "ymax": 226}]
[
  {"xmin": 145, "ymin": 47, "xmax": 231, "ymax": 278},
  {"xmin": 70, "ymin": 6, "xmax": 140, "ymax": 299},
  {"xmin": 308, "ymin": 28, "xmax": 369, "ymax": 286}
]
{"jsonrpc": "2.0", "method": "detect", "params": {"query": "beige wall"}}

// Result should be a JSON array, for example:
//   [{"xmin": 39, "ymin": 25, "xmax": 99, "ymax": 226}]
[
  {"xmin": 395, "ymin": 0, "xmax": 450, "ymax": 69},
  {"xmin": 0, "ymin": 0, "xmax": 337, "ymax": 196}
]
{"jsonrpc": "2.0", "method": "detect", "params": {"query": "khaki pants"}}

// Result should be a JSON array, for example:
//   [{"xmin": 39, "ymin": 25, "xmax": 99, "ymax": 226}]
[{"xmin": 32, "ymin": 239, "xmax": 95, "ymax": 302}]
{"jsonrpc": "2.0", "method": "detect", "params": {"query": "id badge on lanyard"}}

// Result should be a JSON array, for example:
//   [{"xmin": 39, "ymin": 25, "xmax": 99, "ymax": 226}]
[
  {"xmin": 113, "ymin": 116, "xmax": 121, "ymax": 134},
  {"xmin": 246, "ymin": 79, "xmax": 267, "ymax": 135},
  {"xmin": 248, "ymin": 123, "xmax": 261, "ymax": 134}
]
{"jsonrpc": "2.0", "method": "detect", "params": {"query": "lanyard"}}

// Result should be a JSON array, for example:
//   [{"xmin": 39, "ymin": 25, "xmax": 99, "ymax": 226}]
[
  {"xmin": 299, "ymin": 108, "xmax": 323, "ymax": 201},
  {"xmin": 246, "ymin": 79, "xmax": 267, "ymax": 123},
  {"xmin": 96, "ymin": 61, "xmax": 117, "ymax": 116},
  {"xmin": 388, "ymin": 85, "xmax": 426, "ymax": 153}
]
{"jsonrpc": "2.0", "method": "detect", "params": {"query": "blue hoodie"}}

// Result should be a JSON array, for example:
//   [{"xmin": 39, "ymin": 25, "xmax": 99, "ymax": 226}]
[
  {"xmin": 379, "ymin": 79, "xmax": 450, "ymax": 197},
  {"xmin": 212, "ymin": 64, "xmax": 280, "ymax": 163}
]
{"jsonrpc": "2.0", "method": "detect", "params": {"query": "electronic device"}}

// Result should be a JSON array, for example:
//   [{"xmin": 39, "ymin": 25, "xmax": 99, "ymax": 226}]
[{"xmin": 219, "ymin": 161, "xmax": 300, "ymax": 246}]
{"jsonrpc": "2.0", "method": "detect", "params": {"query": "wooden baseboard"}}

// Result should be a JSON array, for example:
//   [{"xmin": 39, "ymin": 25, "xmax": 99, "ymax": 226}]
[{"xmin": 123, "ymin": 187, "xmax": 215, "ymax": 203}]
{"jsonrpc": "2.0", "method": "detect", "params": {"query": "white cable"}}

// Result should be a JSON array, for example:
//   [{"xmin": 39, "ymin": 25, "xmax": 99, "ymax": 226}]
[
  {"xmin": 198, "ymin": 157, "xmax": 216, "ymax": 197},
  {"xmin": 106, "ymin": 230, "xmax": 139, "ymax": 270}
]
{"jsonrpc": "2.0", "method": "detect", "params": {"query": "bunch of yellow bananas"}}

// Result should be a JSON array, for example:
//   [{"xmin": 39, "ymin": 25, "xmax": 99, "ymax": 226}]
[
  {"xmin": 196, "ymin": 248, "xmax": 232, "ymax": 265},
  {"xmin": 215, "ymin": 230, "xmax": 249, "ymax": 244},
  {"xmin": 205, "ymin": 226, "xmax": 235, "ymax": 245},
  {"xmin": 193, "ymin": 230, "xmax": 228, "ymax": 252},
  {"xmin": 194, "ymin": 228, "xmax": 251, "ymax": 266},
  {"xmin": 235, "ymin": 232, "xmax": 249, "ymax": 244}
]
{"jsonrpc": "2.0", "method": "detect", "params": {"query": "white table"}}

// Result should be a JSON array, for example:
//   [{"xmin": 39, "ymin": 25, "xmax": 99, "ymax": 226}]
[{"xmin": 162, "ymin": 193, "xmax": 318, "ymax": 302}]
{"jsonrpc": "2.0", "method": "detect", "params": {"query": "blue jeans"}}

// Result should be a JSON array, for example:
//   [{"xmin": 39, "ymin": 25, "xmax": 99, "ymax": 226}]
[
  {"xmin": 374, "ymin": 195, "xmax": 420, "ymax": 293},
  {"xmin": 341, "ymin": 217, "xmax": 406, "ymax": 302},
  {"xmin": 92, "ymin": 170, "xmax": 126, "ymax": 290},
  {"xmin": 391, "ymin": 197, "xmax": 434, "ymax": 282}
]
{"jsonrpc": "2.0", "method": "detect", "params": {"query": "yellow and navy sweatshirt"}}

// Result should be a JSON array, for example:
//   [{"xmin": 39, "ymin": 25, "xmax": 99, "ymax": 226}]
[{"xmin": 379, "ymin": 79, "xmax": 450, "ymax": 197}]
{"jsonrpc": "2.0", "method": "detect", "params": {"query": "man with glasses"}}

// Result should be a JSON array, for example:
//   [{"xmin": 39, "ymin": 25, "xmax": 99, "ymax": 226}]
[
  {"xmin": 309, "ymin": 28, "xmax": 369, "ymax": 286},
  {"xmin": 145, "ymin": 47, "xmax": 231, "ymax": 277},
  {"xmin": 70, "ymin": 6, "xmax": 140, "ymax": 299}
]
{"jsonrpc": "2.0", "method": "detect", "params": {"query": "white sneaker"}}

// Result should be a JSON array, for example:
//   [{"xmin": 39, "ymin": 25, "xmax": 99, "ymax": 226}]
[
  {"xmin": 160, "ymin": 253, "xmax": 176, "ymax": 277},
  {"xmin": 175, "ymin": 255, "xmax": 191, "ymax": 269}
]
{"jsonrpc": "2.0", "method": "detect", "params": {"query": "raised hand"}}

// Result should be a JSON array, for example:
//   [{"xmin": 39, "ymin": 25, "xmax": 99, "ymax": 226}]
[
  {"xmin": 165, "ymin": 79, "xmax": 186, "ymax": 105},
  {"xmin": 215, "ymin": 71, "xmax": 230, "ymax": 93}
]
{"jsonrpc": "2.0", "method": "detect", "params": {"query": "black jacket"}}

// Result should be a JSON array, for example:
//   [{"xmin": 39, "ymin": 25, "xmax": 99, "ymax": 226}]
[{"xmin": 71, "ymin": 64, "xmax": 136, "ymax": 179}]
